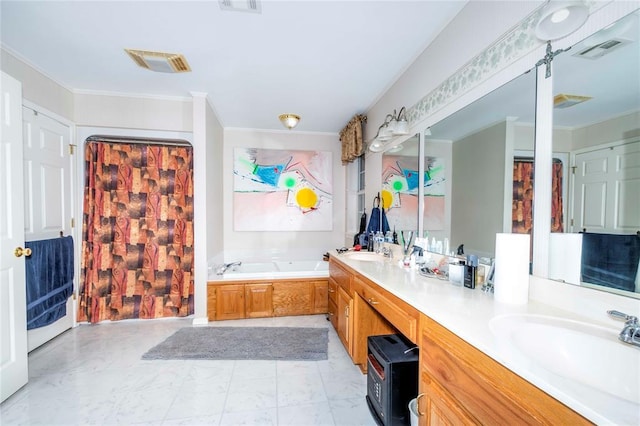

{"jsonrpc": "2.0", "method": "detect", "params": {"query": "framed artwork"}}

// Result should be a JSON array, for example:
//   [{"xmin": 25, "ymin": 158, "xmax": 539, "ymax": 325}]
[
  {"xmin": 382, "ymin": 154, "xmax": 445, "ymax": 232},
  {"xmin": 233, "ymin": 148, "xmax": 333, "ymax": 231}
]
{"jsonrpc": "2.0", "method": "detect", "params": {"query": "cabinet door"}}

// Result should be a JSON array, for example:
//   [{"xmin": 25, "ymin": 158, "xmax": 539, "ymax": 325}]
[
  {"xmin": 245, "ymin": 283, "xmax": 273, "ymax": 318},
  {"xmin": 337, "ymin": 286, "xmax": 353, "ymax": 355},
  {"xmin": 215, "ymin": 284, "xmax": 245, "ymax": 320},
  {"xmin": 312, "ymin": 280, "xmax": 328, "ymax": 314},
  {"xmin": 420, "ymin": 371, "xmax": 476, "ymax": 426},
  {"xmin": 328, "ymin": 298, "xmax": 338, "ymax": 330},
  {"xmin": 273, "ymin": 281, "xmax": 313, "ymax": 316}
]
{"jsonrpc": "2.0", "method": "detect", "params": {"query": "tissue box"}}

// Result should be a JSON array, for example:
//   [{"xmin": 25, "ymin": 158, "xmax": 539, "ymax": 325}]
[{"xmin": 449, "ymin": 264, "xmax": 464, "ymax": 285}]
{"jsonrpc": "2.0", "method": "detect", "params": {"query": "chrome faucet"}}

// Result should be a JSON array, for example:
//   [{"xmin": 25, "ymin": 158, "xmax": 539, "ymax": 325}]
[
  {"xmin": 215, "ymin": 261, "xmax": 242, "ymax": 275},
  {"xmin": 607, "ymin": 310, "xmax": 640, "ymax": 348}
]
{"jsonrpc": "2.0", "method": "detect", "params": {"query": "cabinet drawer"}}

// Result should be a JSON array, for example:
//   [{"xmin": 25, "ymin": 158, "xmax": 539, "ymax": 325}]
[
  {"xmin": 352, "ymin": 276, "xmax": 418, "ymax": 343},
  {"xmin": 329, "ymin": 259, "xmax": 351, "ymax": 292}
]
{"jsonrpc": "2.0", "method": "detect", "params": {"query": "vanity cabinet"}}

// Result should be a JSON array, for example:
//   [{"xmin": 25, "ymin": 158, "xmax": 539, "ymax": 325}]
[
  {"xmin": 327, "ymin": 279, "xmax": 338, "ymax": 329},
  {"xmin": 417, "ymin": 314, "xmax": 592, "ymax": 425},
  {"xmin": 329, "ymin": 257, "xmax": 417, "ymax": 370},
  {"xmin": 336, "ymin": 285, "xmax": 353, "ymax": 354},
  {"xmin": 312, "ymin": 281, "xmax": 329, "ymax": 314}
]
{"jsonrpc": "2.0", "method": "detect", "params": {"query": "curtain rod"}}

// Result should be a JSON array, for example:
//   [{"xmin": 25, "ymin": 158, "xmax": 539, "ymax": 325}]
[
  {"xmin": 514, "ymin": 157, "xmax": 562, "ymax": 164},
  {"xmin": 85, "ymin": 135, "xmax": 191, "ymax": 147}
]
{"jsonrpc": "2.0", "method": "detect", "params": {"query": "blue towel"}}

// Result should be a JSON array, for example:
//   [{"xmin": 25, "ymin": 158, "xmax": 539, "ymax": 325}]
[
  {"xmin": 24, "ymin": 236, "xmax": 74, "ymax": 330},
  {"xmin": 580, "ymin": 232, "xmax": 640, "ymax": 292},
  {"xmin": 366, "ymin": 207, "xmax": 390, "ymax": 236}
]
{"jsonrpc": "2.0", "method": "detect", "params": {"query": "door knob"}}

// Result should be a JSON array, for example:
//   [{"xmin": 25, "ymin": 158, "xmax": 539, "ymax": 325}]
[{"xmin": 14, "ymin": 247, "xmax": 32, "ymax": 257}]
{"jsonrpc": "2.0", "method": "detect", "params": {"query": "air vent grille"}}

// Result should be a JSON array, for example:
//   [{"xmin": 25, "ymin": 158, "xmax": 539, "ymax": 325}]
[
  {"xmin": 124, "ymin": 49, "xmax": 191, "ymax": 73},
  {"xmin": 573, "ymin": 38, "xmax": 631, "ymax": 60},
  {"xmin": 554, "ymin": 94, "xmax": 592, "ymax": 109},
  {"xmin": 219, "ymin": 0, "xmax": 261, "ymax": 13}
]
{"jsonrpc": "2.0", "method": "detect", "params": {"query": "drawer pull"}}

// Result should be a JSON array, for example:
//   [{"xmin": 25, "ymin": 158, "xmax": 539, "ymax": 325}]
[
  {"xmin": 416, "ymin": 393, "xmax": 425, "ymax": 417},
  {"xmin": 367, "ymin": 298, "xmax": 379, "ymax": 305},
  {"xmin": 327, "ymin": 312, "xmax": 334, "ymax": 316}
]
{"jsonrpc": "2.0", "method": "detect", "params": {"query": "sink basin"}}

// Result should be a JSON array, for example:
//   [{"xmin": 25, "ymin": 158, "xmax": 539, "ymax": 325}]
[
  {"xmin": 489, "ymin": 313, "xmax": 640, "ymax": 406},
  {"xmin": 341, "ymin": 251, "xmax": 385, "ymax": 262}
]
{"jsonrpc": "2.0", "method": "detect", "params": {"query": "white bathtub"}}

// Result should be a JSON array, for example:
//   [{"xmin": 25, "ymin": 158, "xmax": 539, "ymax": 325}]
[{"xmin": 211, "ymin": 260, "xmax": 329, "ymax": 280}]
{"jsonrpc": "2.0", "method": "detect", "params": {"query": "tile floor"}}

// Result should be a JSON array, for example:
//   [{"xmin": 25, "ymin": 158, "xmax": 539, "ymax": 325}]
[{"xmin": 0, "ymin": 315, "xmax": 377, "ymax": 426}]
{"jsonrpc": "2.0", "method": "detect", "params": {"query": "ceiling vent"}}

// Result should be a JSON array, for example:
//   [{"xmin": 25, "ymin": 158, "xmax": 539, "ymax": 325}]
[
  {"xmin": 554, "ymin": 94, "xmax": 592, "ymax": 109},
  {"xmin": 124, "ymin": 49, "xmax": 191, "ymax": 73},
  {"xmin": 572, "ymin": 38, "xmax": 631, "ymax": 60},
  {"xmin": 219, "ymin": 0, "xmax": 261, "ymax": 13}
]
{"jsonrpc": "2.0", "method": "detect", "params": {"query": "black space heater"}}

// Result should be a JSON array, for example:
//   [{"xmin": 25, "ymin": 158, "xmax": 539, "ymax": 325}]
[{"xmin": 366, "ymin": 334, "xmax": 419, "ymax": 426}]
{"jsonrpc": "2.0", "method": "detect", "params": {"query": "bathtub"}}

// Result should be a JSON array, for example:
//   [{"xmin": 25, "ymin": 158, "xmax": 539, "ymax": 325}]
[{"xmin": 211, "ymin": 260, "xmax": 329, "ymax": 280}]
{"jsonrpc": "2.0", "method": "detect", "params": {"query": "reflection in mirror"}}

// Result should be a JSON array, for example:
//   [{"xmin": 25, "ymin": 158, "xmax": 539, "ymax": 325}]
[
  {"xmin": 548, "ymin": 10, "xmax": 640, "ymax": 298},
  {"xmin": 381, "ymin": 134, "xmax": 420, "ymax": 235},
  {"xmin": 426, "ymin": 69, "xmax": 537, "ymax": 259}
]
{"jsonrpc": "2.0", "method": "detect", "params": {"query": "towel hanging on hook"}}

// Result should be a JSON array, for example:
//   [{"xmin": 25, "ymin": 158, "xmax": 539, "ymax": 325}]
[{"xmin": 366, "ymin": 193, "xmax": 390, "ymax": 235}]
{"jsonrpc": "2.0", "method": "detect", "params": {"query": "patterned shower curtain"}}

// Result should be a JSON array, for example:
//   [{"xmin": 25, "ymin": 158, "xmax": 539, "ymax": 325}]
[
  {"xmin": 79, "ymin": 141, "xmax": 194, "ymax": 323},
  {"xmin": 512, "ymin": 159, "xmax": 564, "ymax": 235}
]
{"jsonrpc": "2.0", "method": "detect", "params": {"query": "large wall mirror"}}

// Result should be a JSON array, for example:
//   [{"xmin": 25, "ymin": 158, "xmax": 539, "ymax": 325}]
[
  {"xmin": 546, "ymin": 9, "xmax": 640, "ymax": 298},
  {"xmin": 425, "ymin": 69, "xmax": 537, "ymax": 258},
  {"xmin": 381, "ymin": 134, "xmax": 420, "ymax": 235}
]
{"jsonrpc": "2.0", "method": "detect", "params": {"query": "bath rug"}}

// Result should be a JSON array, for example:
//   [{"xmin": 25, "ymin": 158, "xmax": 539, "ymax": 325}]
[{"xmin": 141, "ymin": 326, "xmax": 328, "ymax": 361}]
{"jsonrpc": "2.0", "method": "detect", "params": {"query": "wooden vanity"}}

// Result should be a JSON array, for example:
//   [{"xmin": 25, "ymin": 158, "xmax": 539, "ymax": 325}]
[
  {"xmin": 328, "ymin": 256, "xmax": 592, "ymax": 425},
  {"xmin": 207, "ymin": 278, "xmax": 328, "ymax": 321}
]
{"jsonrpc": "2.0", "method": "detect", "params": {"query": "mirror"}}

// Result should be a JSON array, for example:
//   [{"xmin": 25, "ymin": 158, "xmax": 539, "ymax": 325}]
[
  {"xmin": 381, "ymin": 134, "xmax": 420, "ymax": 235},
  {"xmin": 425, "ymin": 69, "xmax": 537, "ymax": 259},
  {"xmin": 547, "ymin": 10, "xmax": 640, "ymax": 298}
]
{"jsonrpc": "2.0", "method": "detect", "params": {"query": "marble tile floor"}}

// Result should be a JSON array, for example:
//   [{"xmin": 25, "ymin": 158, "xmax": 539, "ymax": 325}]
[{"xmin": 0, "ymin": 315, "xmax": 377, "ymax": 426}]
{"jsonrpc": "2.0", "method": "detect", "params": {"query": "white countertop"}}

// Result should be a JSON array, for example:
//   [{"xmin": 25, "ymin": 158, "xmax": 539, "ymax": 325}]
[{"xmin": 332, "ymin": 251, "xmax": 640, "ymax": 426}]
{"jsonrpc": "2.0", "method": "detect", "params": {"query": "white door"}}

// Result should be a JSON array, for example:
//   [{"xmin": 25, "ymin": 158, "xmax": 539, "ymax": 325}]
[
  {"xmin": 22, "ymin": 105, "xmax": 74, "ymax": 351},
  {"xmin": 573, "ymin": 141, "xmax": 640, "ymax": 234},
  {"xmin": 0, "ymin": 72, "xmax": 28, "ymax": 403}
]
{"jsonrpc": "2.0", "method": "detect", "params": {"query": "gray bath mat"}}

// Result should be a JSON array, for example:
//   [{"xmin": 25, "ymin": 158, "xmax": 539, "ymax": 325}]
[{"xmin": 141, "ymin": 326, "xmax": 328, "ymax": 361}]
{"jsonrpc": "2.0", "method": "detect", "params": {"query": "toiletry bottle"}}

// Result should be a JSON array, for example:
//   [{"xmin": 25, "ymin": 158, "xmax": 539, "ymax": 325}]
[
  {"xmin": 464, "ymin": 255, "xmax": 478, "ymax": 289},
  {"xmin": 368, "ymin": 232, "xmax": 374, "ymax": 252},
  {"xmin": 464, "ymin": 264, "xmax": 476, "ymax": 289}
]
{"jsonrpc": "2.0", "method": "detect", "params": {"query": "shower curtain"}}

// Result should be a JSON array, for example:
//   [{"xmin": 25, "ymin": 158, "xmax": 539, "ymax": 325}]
[
  {"xmin": 512, "ymin": 159, "xmax": 564, "ymax": 235},
  {"xmin": 79, "ymin": 140, "xmax": 194, "ymax": 323}
]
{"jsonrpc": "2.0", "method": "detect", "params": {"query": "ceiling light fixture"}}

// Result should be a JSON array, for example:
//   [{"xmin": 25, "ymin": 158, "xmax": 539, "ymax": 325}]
[
  {"xmin": 535, "ymin": 1, "xmax": 589, "ymax": 41},
  {"xmin": 279, "ymin": 113, "xmax": 300, "ymax": 130}
]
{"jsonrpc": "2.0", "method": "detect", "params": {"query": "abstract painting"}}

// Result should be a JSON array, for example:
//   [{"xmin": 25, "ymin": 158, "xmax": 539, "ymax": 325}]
[
  {"xmin": 234, "ymin": 148, "xmax": 333, "ymax": 231},
  {"xmin": 382, "ymin": 154, "xmax": 445, "ymax": 232}
]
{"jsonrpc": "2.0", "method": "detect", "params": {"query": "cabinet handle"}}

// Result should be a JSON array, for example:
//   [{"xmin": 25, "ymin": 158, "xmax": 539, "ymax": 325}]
[
  {"xmin": 327, "ymin": 312, "xmax": 334, "ymax": 316},
  {"xmin": 416, "ymin": 393, "xmax": 425, "ymax": 417},
  {"xmin": 367, "ymin": 298, "xmax": 379, "ymax": 305},
  {"xmin": 328, "ymin": 288, "xmax": 335, "ymax": 293},
  {"xmin": 345, "ymin": 306, "xmax": 349, "ymax": 317}
]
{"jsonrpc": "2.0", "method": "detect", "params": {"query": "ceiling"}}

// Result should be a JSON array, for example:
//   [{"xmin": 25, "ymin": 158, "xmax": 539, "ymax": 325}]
[
  {"xmin": 430, "ymin": 9, "xmax": 640, "ymax": 142},
  {"xmin": 0, "ymin": 0, "xmax": 468, "ymax": 134}
]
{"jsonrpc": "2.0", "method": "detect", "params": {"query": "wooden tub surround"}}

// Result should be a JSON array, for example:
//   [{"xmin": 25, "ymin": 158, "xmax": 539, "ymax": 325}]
[{"xmin": 207, "ymin": 278, "xmax": 328, "ymax": 321}]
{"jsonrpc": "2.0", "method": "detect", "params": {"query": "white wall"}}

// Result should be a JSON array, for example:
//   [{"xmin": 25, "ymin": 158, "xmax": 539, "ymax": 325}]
[
  {"xmin": 222, "ymin": 129, "xmax": 344, "ymax": 262},
  {"xmin": 74, "ymin": 92, "xmax": 193, "ymax": 132},
  {"xmin": 571, "ymin": 110, "xmax": 640, "ymax": 151},
  {"xmin": 1, "ymin": 48, "xmax": 74, "ymax": 120},
  {"xmin": 451, "ymin": 121, "xmax": 507, "ymax": 257},
  {"xmin": 205, "ymin": 100, "xmax": 225, "ymax": 266}
]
